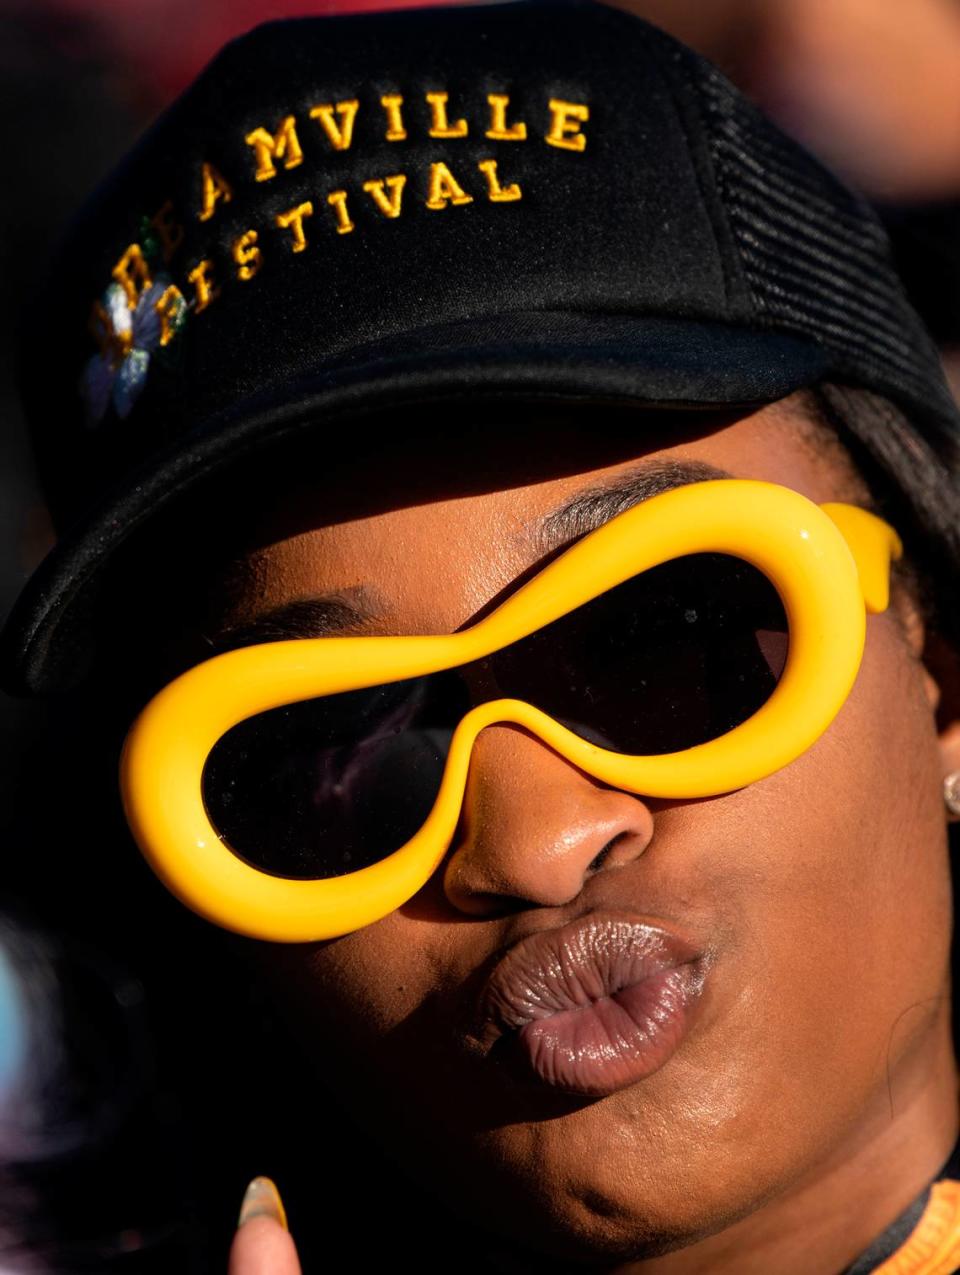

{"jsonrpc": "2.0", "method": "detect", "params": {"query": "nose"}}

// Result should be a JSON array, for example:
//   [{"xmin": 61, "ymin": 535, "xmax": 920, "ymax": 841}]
[{"xmin": 441, "ymin": 721, "xmax": 655, "ymax": 917}]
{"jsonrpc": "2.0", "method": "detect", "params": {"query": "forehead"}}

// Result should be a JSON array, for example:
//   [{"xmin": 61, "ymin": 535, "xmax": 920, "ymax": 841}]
[{"xmin": 205, "ymin": 395, "xmax": 862, "ymax": 638}]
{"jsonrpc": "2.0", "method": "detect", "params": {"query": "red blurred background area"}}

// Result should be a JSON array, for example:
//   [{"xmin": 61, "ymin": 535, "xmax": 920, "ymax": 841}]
[{"xmin": 38, "ymin": 0, "xmax": 459, "ymax": 104}]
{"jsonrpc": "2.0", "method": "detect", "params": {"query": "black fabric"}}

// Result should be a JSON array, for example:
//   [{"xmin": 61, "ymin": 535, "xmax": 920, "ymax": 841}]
[
  {"xmin": 880, "ymin": 199, "xmax": 960, "ymax": 346},
  {"xmin": 2, "ymin": 0, "xmax": 957, "ymax": 696}
]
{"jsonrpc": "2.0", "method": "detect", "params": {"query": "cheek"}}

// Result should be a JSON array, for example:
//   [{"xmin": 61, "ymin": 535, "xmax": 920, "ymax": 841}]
[
  {"xmin": 802, "ymin": 614, "xmax": 950, "ymax": 952},
  {"xmin": 692, "ymin": 614, "xmax": 952, "ymax": 1102},
  {"xmin": 263, "ymin": 920, "xmax": 450, "ymax": 1056}
]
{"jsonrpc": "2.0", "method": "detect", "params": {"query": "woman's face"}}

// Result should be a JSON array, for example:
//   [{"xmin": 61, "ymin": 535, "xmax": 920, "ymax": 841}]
[{"xmin": 181, "ymin": 400, "xmax": 958, "ymax": 1266}]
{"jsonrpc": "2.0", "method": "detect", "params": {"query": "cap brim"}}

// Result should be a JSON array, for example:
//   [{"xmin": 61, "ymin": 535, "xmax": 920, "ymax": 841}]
[{"xmin": 0, "ymin": 310, "xmax": 828, "ymax": 696}]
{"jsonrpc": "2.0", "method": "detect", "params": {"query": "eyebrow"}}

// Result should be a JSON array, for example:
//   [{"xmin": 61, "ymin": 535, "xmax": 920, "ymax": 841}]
[
  {"xmin": 205, "ymin": 458, "xmax": 732, "ymax": 652},
  {"xmin": 527, "ymin": 458, "xmax": 732, "ymax": 557},
  {"xmin": 204, "ymin": 589, "xmax": 381, "ymax": 655}
]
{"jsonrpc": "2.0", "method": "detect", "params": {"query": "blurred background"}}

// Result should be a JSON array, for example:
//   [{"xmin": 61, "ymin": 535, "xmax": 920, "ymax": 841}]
[{"xmin": 2, "ymin": 0, "xmax": 960, "ymax": 1269}]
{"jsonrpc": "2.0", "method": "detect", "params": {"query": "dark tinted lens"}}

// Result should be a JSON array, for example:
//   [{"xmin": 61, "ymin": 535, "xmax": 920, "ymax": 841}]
[
  {"xmin": 202, "ymin": 552, "xmax": 787, "ymax": 880},
  {"xmin": 484, "ymin": 552, "xmax": 788, "ymax": 755},
  {"xmin": 202, "ymin": 672, "xmax": 471, "ymax": 879}
]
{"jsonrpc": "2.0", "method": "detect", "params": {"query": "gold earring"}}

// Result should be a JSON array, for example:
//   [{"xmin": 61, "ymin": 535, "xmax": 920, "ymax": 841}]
[{"xmin": 944, "ymin": 771, "xmax": 960, "ymax": 818}]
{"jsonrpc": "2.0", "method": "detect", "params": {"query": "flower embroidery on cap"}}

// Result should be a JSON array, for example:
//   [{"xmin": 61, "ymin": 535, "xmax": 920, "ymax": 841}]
[{"xmin": 80, "ymin": 274, "xmax": 187, "ymax": 427}]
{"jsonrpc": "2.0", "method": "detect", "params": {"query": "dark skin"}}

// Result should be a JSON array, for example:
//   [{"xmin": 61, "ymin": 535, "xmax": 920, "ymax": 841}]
[{"xmin": 141, "ymin": 395, "xmax": 959, "ymax": 1273}]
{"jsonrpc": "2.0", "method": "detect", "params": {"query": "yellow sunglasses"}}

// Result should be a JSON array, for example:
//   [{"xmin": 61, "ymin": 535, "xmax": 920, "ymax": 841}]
[{"xmin": 119, "ymin": 478, "xmax": 902, "ymax": 944}]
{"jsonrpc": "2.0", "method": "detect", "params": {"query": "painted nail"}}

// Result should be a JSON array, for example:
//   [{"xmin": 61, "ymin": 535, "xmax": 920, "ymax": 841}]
[{"xmin": 237, "ymin": 1175, "xmax": 289, "ymax": 1231}]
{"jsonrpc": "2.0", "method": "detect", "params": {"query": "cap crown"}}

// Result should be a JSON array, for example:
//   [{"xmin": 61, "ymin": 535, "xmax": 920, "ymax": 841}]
[{"xmin": 28, "ymin": 0, "xmax": 952, "ymax": 533}]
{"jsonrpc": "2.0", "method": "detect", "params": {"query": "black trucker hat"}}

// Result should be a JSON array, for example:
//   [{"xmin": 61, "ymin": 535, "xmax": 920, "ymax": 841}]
[{"xmin": 3, "ymin": 0, "xmax": 958, "ymax": 697}]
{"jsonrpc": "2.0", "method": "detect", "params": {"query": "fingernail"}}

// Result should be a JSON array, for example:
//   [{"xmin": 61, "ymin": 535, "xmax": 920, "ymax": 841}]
[{"xmin": 237, "ymin": 1175, "xmax": 288, "ymax": 1231}]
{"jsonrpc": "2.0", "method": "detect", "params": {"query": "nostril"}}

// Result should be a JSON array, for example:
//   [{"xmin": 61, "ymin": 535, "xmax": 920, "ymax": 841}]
[{"xmin": 587, "ymin": 831, "xmax": 629, "ymax": 874}]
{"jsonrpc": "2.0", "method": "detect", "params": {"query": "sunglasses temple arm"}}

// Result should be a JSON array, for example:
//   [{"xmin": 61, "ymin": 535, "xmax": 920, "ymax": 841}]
[{"xmin": 819, "ymin": 503, "xmax": 903, "ymax": 614}]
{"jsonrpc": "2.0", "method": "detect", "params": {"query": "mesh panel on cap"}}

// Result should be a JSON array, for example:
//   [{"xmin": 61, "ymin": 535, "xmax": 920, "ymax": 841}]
[{"xmin": 688, "ymin": 58, "xmax": 957, "ymax": 431}]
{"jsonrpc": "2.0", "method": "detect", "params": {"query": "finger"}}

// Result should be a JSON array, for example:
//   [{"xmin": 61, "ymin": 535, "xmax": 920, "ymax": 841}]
[{"xmin": 228, "ymin": 1176, "xmax": 302, "ymax": 1275}]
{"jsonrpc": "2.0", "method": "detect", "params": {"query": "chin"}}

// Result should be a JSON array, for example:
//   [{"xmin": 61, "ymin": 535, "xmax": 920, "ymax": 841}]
[
  {"xmin": 400, "ymin": 1111, "xmax": 767, "ymax": 1269},
  {"xmin": 436, "ymin": 1164, "xmax": 739, "ymax": 1268}
]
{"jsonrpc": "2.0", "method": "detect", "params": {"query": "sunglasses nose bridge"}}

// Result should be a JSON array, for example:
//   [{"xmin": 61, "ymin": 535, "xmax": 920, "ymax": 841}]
[
  {"xmin": 445, "ymin": 697, "xmax": 609, "ymax": 786},
  {"xmin": 436, "ymin": 697, "xmax": 655, "ymax": 916}
]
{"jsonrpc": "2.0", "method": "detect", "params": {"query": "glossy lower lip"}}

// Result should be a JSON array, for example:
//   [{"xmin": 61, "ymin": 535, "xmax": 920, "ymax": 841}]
[{"xmin": 467, "ymin": 911, "xmax": 708, "ymax": 1097}]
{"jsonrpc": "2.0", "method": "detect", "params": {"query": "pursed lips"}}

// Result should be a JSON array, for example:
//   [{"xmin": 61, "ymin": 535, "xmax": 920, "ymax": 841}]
[{"xmin": 458, "ymin": 909, "xmax": 711, "ymax": 1097}]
